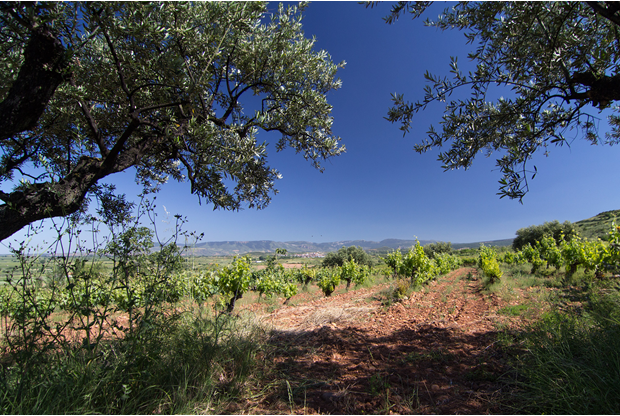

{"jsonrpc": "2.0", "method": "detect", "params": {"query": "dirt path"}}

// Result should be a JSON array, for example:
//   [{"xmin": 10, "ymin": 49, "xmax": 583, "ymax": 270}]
[{"xmin": 236, "ymin": 268, "xmax": 521, "ymax": 414}]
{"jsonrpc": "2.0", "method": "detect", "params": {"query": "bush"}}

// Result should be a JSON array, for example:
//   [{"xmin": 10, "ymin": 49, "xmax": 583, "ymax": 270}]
[
  {"xmin": 316, "ymin": 268, "xmax": 340, "ymax": 297},
  {"xmin": 322, "ymin": 246, "xmax": 373, "ymax": 268},
  {"xmin": 339, "ymin": 259, "xmax": 370, "ymax": 289},
  {"xmin": 513, "ymin": 220, "xmax": 578, "ymax": 251},
  {"xmin": 478, "ymin": 245, "xmax": 503, "ymax": 283},
  {"xmin": 391, "ymin": 242, "xmax": 437, "ymax": 285},
  {"xmin": 423, "ymin": 241, "xmax": 453, "ymax": 259}
]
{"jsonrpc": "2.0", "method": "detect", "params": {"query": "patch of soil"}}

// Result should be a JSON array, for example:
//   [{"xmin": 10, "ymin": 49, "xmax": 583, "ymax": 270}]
[{"xmin": 237, "ymin": 268, "xmax": 524, "ymax": 414}]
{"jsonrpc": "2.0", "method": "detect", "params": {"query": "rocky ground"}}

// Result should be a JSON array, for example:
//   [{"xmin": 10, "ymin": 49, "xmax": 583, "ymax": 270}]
[{"xmin": 230, "ymin": 267, "xmax": 531, "ymax": 414}]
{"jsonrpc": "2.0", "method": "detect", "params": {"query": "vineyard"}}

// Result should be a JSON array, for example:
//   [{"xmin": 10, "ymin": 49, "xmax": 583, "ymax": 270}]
[{"xmin": 1, "ymin": 220, "xmax": 620, "ymax": 413}]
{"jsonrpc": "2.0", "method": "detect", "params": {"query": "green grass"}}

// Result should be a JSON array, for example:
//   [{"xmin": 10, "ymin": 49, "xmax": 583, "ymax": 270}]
[
  {"xmin": 508, "ymin": 305, "xmax": 620, "ymax": 413},
  {"xmin": 0, "ymin": 308, "xmax": 270, "ymax": 414},
  {"xmin": 494, "ymin": 262, "xmax": 620, "ymax": 414},
  {"xmin": 497, "ymin": 303, "xmax": 529, "ymax": 316}
]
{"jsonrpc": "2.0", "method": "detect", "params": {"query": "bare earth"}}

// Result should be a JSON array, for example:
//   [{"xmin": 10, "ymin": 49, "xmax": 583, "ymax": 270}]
[{"xmin": 230, "ymin": 268, "xmax": 526, "ymax": 414}]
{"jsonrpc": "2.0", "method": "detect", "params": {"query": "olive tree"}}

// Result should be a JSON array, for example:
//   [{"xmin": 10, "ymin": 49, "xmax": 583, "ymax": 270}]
[
  {"xmin": 513, "ymin": 220, "xmax": 579, "ymax": 251},
  {"xmin": 322, "ymin": 245, "xmax": 373, "ymax": 268},
  {"xmin": 0, "ymin": 2, "xmax": 345, "ymax": 240},
  {"xmin": 377, "ymin": 1, "xmax": 620, "ymax": 201}
]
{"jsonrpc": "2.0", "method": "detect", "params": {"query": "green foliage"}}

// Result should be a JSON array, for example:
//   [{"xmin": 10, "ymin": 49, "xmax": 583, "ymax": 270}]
[
  {"xmin": 508, "ymin": 223, "xmax": 620, "ymax": 279},
  {"xmin": 520, "ymin": 244, "xmax": 547, "ymax": 275},
  {"xmin": 535, "ymin": 235, "xmax": 563, "ymax": 270},
  {"xmin": 180, "ymin": 270, "xmax": 219, "ymax": 303},
  {"xmin": 212, "ymin": 256, "xmax": 252, "ymax": 313},
  {"xmin": 316, "ymin": 268, "xmax": 340, "ymax": 297},
  {"xmin": 295, "ymin": 264, "xmax": 316, "ymax": 288},
  {"xmin": 385, "ymin": 242, "xmax": 436, "ymax": 285},
  {"xmin": 559, "ymin": 236, "xmax": 608, "ymax": 278},
  {"xmin": 383, "ymin": 2, "xmax": 620, "ymax": 200},
  {"xmin": 384, "ymin": 242, "xmax": 460, "ymax": 285},
  {"xmin": 0, "ymin": 196, "xmax": 200, "ymax": 403},
  {"xmin": 339, "ymin": 259, "xmax": 370, "ymax": 289},
  {"xmin": 253, "ymin": 265, "xmax": 298, "ymax": 304},
  {"xmin": 500, "ymin": 250, "xmax": 526, "ymax": 265},
  {"xmin": 0, "ymin": 1, "xmax": 346, "ymax": 240},
  {"xmin": 513, "ymin": 220, "xmax": 578, "ymax": 251},
  {"xmin": 433, "ymin": 252, "xmax": 462, "ymax": 275},
  {"xmin": 322, "ymin": 245, "xmax": 373, "ymax": 268},
  {"xmin": 0, "ymin": 309, "xmax": 267, "ymax": 414},
  {"xmin": 384, "ymin": 249, "xmax": 404, "ymax": 278},
  {"xmin": 601, "ymin": 223, "xmax": 620, "ymax": 274},
  {"xmin": 423, "ymin": 241, "xmax": 452, "ymax": 259},
  {"xmin": 478, "ymin": 245, "xmax": 503, "ymax": 283}
]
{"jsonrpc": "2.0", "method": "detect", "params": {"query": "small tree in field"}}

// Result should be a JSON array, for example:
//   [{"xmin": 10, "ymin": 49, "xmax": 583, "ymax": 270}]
[
  {"xmin": 513, "ymin": 220, "xmax": 578, "ymax": 251},
  {"xmin": 213, "ymin": 256, "xmax": 252, "ymax": 313},
  {"xmin": 323, "ymin": 246, "xmax": 373, "ymax": 268}
]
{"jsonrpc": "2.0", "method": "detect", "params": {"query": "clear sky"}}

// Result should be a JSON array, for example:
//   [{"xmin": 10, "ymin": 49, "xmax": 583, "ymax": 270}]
[{"xmin": 2, "ymin": 1, "xmax": 620, "ymax": 254}]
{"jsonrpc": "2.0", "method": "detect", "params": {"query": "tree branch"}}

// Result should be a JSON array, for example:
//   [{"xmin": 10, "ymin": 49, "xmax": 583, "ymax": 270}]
[
  {"xmin": 0, "ymin": 21, "xmax": 69, "ymax": 141},
  {"xmin": 587, "ymin": 1, "xmax": 620, "ymax": 27}
]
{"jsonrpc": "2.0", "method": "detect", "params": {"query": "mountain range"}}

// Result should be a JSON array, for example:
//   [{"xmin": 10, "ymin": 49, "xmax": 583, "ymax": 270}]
[
  {"xmin": 186, "ymin": 208, "xmax": 620, "ymax": 256},
  {"xmin": 187, "ymin": 238, "xmax": 514, "ymax": 257},
  {"xmin": 179, "ymin": 209, "xmax": 620, "ymax": 257}
]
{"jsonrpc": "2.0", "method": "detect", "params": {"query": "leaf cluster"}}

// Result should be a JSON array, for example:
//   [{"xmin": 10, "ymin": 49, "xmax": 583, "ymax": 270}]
[
  {"xmin": 0, "ymin": 2, "xmax": 346, "ymax": 239},
  {"xmin": 322, "ymin": 245, "xmax": 373, "ymax": 268},
  {"xmin": 384, "ymin": 2, "xmax": 620, "ymax": 200},
  {"xmin": 513, "ymin": 220, "xmax": 578, "ymax": 251}
]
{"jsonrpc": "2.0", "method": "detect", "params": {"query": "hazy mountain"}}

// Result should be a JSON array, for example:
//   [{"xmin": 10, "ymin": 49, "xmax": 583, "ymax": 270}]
[
  {"xmin": 182, "ymin": 209, "xmax": 620, "ymax": 257},
  {"xmin": 188, "ymin": 238, "xmax": 512, "ymax": 256}
]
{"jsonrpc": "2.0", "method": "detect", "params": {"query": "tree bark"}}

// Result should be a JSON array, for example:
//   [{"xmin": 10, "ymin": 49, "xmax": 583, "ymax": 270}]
[
  {"xmin": 0, "ymin": 145, "xmax": 142, "ymax": 241},
  {"xmin": 569, "ymin": 71, "xmax": 620, "ymax": 109},
  {"xmin": 0, "ymin": 24, "xmax": 69, "ymax": 141}
]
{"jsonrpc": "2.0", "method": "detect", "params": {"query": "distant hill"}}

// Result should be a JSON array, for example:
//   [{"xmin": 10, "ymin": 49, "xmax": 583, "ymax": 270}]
[
  {"xmin": 181, "ymin": 209, "xmax": 619, "ymax": 257},
  {"xmin": 574, "ymin": 209, "xmax": 620, "ymax": 240},
  {"xmin": 189, "ymin": 239, "xmax": 432, "ymax": 256},
  {"xmin": 451, "ymin": 239, "xmax": 514, "ymax": 250},
  {"xmin": 187, "ymin": 238, "xmax": 512, "ymax": 257}
]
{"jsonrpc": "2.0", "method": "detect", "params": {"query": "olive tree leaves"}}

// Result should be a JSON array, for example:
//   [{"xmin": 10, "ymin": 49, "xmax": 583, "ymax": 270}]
[
  {"xmin": 0, "ymin": 2, "xmax": 345, "ymax": 240},
  {"xmin": 382, "ymin": 2, "xmax": 620, "ymax": 201}
]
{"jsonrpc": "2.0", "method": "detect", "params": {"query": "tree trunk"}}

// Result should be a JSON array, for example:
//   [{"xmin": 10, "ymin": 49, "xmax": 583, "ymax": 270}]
[
  {"xmin": 0, "ymin": 25, "xmax": 68, "ymax": 141},
  {"xmin": 226, "ymin": 292, "xmax": 243, "ymax": 313},
  {"xmin": 0, "ymin": 145, "xmax": 142, "ymax": 241}
]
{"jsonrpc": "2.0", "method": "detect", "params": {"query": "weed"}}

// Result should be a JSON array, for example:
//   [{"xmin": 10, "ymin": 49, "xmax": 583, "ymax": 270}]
[
  {"xmin": 368, "ymin": 372, "xmax": 391, "ymax": 396},
  {"xmin": 464, "ymin": 364, "xmax": 498, "ymax": 382},
  {"xmin": 498, "ymin": 303, "xmax": 529, "ymax": 316}
]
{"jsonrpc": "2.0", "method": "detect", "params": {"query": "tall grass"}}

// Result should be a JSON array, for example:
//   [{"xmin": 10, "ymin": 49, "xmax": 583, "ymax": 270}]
[
  {"xmin": 496, "ymin": 263, "xmax": 620, "ymax": 413},
  {"xmin": 0, "ymin": 307, "xmax": 268, "ymax": 414}
]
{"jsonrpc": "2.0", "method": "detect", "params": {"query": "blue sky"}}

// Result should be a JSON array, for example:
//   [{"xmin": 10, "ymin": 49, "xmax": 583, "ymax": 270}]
[{"xmin": 2, "ymin": 1, "xmax": 620, "ymax": 253}]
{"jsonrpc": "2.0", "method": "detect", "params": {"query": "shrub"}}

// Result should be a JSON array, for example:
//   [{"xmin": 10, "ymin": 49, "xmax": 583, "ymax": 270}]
[
  {"xmin": 322, "ymin": 246, "xmax": 373, "ymax": 268},
  {"xmin": 423, "ymin": 241, "xmax": 453, "ymax": 259},
  {"xmin": 316, "ymin": 268, "xmax": 340, "ymax": 297},
  {"xmin": 339, "ymin": 259, "xmax": 370, "ymax": 289},
  {"xmin": 478, "ymin": 245, "xmax": 503, "ymax": 283},
  {"xmin": 513, "ymin": 220, "xmax": 578, "ymax": 251}
]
